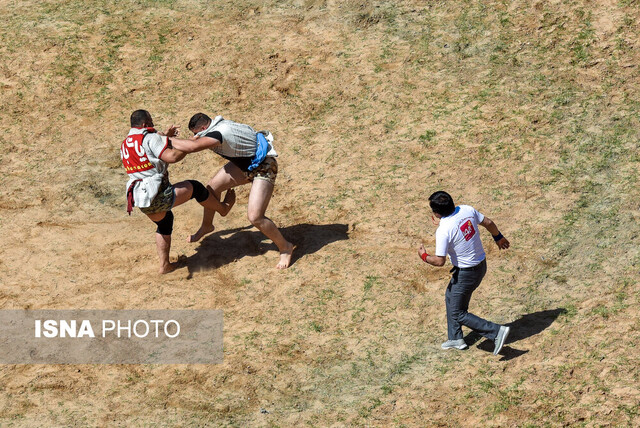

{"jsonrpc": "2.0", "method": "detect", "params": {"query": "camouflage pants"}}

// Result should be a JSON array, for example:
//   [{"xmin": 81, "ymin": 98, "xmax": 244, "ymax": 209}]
[
  {"xmin": 139, "ymin": 176, "xmax": 175, "ymax": 215},
  {"xmin": 245, "ymin": 157, "xmax": 278, "ymax": 185}
]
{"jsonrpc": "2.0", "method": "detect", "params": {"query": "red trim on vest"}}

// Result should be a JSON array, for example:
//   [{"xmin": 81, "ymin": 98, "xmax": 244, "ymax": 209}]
[
  {"xmin": 133, "ymin": 127, "xmax": 157, "ymax": 133},
  {"xmin": 157, "ymin": 137, "xmax": 170, "ymax": 161}
]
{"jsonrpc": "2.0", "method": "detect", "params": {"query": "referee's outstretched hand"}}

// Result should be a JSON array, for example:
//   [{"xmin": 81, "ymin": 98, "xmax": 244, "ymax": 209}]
[{"xmin": 495, "ymin": 237, "xmax": 510, "ymax": 250}]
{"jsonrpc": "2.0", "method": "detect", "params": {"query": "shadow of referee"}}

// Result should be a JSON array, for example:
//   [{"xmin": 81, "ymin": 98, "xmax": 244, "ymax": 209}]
[{"xmin": 465, "ymin": 308, "xmax": 567, "ymax": 360}]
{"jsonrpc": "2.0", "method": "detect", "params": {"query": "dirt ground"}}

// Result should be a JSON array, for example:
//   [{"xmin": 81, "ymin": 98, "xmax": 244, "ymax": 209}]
[{"xmin": 1, "ymin": 0, "xmax": 639, "ymax": 426}]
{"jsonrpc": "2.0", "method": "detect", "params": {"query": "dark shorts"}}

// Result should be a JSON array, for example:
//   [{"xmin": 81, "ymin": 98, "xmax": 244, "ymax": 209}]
[
  {"xmin": 245, "ymin": 157, "xmax": 278, "ymax": 185},
  {"xmin": 139, "ymin": 176, "xmax": 175, "ymax": 215}
]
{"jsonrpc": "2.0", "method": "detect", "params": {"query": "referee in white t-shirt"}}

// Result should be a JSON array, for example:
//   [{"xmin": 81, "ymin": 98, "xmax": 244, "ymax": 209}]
[{"xmin": 418, "ymin": 191, "xmax": 511, "ymax": 355}]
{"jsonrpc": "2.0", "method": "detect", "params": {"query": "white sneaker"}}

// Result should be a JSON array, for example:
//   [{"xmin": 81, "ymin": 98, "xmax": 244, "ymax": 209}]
[
  {"xmin": 441, "ymin": 339, "xmax": 468, "ymax": 350},
  {"xmin": 493, "ymin": 326, "xmax": 510, "ymax": 355}
]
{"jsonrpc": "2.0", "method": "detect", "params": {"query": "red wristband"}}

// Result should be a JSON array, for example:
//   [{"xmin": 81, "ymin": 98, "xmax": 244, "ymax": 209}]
[{"xmin": 421, "ymin": 252, "xmax": 429, "ymax": 262}]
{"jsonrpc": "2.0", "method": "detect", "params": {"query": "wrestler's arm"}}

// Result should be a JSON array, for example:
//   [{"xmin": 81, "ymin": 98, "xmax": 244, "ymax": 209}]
[
  {"xmin": 147, "ymin": 134, "xmax": 186, "ymax": 163},
  {"xmin": 159, "ymin": 146, "xmax": 187, "ymax": 163},
  {"xmin": 170, "ymin": 136, "xmax": 221, "ymax": 153},
  {"xmin": 158, "ymin": 125, "xmax": 180, "ymax": 137}
]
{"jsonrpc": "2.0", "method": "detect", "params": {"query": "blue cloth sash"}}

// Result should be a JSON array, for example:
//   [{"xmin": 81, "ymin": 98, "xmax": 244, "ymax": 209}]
[{"xmin": 248, "ymin": 132, "xmax": 269, "ymax": 171}]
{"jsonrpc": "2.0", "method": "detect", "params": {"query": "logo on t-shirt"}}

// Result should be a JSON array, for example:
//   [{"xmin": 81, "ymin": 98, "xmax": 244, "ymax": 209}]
[{"xmin": 460, "ymin": 220, "xmax": 476, "ymax": 241}]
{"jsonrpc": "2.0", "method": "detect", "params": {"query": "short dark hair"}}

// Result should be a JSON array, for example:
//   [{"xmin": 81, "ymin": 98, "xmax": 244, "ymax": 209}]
[
  {"xmin": 130, "ymin": 109, "xmax": 152, "ymax": 127},
  {"xmin": 429, "ymin": 191, "xmax": 455, "ymax": 217},
  {"xmin": 188, "ymin": 113, "xmax": 211, "ymax": 132}
]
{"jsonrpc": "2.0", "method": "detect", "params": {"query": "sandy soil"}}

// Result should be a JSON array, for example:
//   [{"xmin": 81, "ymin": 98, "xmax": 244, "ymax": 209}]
[{"xmin": 0, "ymin": 0, "xmax": 639, "ymax": 426}]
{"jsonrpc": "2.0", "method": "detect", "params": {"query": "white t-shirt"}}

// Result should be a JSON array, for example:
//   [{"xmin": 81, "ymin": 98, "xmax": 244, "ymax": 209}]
[{"xmin": 435, "ymin": 205, "xmax": 486, "ymax": 268}]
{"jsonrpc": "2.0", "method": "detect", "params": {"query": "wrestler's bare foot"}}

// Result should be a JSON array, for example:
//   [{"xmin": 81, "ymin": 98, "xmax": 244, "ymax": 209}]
[
  {"xmin": 187, "ymin": 224, "xmax": 215, "ymax": 243},
  {"xmin": 276, "ymin": 242, "xmax": 295, "ymax": 270},
  {"xmin": 159, "ymin": 262, "xmax": 179, "ymax": 274}
]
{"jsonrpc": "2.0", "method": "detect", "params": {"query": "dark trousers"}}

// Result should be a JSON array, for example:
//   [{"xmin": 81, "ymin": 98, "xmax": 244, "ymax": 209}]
[{"xmin": 445, "ymin": 259, "xmax": 500, "ymax": 340}]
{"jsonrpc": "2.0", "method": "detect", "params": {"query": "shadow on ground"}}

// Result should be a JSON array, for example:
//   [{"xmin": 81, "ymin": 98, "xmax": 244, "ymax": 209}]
[
  {"xmin": 466, "ymin": 308, "xmax": 567, "ymax": 361},
  {"xmin": 184, "ymin": 223, "xmax": 350, "ymax": 274}
]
